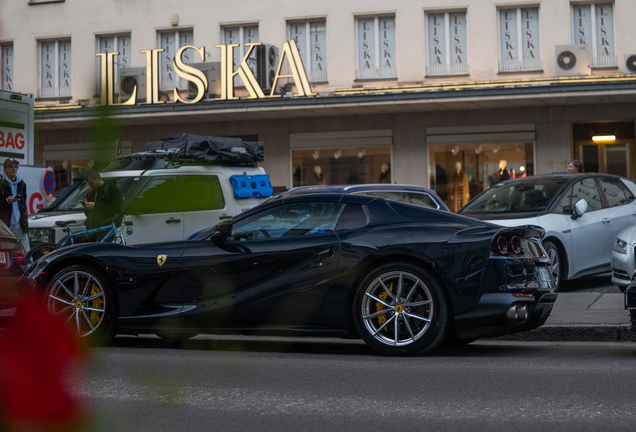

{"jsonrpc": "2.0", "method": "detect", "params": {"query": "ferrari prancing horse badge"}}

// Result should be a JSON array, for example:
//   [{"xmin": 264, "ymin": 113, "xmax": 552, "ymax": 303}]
[{"xmin": 157, "ymin": 254, "xmax": 167, "ymax": 266}]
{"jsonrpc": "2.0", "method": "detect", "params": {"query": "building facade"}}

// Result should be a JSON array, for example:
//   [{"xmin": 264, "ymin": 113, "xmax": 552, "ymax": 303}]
[{"xmin": 1, "ymin": 0, "xmax": 636, "ymax": 209}]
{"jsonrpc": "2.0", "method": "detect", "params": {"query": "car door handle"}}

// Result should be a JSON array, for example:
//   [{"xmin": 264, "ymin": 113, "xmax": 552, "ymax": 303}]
[
  {"xmin": 318, "ymin": 247, "xmax": 334, "ymax": 258},
  {"xmin": 165, "ymin": 217, "xmax": 181, "ymax": 224},
  {"xmin": 219, "ymin": 214, "xmax": 232, "ymax": 220},
  {"xmin": 602, "ymin": 218, "xmax": 610, "ymax": 224}
]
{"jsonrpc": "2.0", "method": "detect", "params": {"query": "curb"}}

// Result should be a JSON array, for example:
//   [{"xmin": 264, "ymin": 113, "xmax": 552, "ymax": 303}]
[{"xmin": 492, "ymin": 324, "xmax": 635, "ymax": 342}]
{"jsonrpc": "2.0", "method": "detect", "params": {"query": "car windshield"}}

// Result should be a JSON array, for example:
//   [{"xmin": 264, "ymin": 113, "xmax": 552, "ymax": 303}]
[
  {"xmin": 57, "ymin": 177, "xmax": 139, "ymax": 211},
  {"xmin": 459, "ymin": 178, "xmax": 568, "ymax": 215}
]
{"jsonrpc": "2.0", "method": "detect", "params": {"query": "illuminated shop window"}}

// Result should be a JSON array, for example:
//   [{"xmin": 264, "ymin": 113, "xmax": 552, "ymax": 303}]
[
  {"xmin": 571, "ymin": 2, "xmax": 616, "ymax": 68},
  {"xmin": 287, "ymin": 19, "xmax": 327, "ymax": 83},
  {"xmin": 356, "ymin": 15, "xmax": 396, "ymax": 80},
  {"xmin": 291, "ymin": 147, "xmax": 392, "ymax": 187},
  {"xmin": 426, "ymin": 11, "xmax": 468, "ymax": 76},
  {"xmin": 39, "ymin": 39, "xmax": 71, "ymax": 98},
  {"xmin": 223, "ymin": 25, "xmax": 259, "ymax": 87},
  {"xmin": 498, "ymin": 7, "xmax": 541, "ymax": 72},
  {"xmin": 1, "ymin": 43, "xmax": 13, "ymax": 90},
  {"xmin": 158, "ymin": 29, "xmax": 194, "ymax": 91},
  {"xmin": 95, "ymin": 34, "xmax": 131, "ymax": 95},
  {"xmin": 428, "ymin": 142, "xmax": 534, "ymax": 212}
]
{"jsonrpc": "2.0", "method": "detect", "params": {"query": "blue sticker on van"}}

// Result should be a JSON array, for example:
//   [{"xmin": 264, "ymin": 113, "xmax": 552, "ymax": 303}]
[{"xmin": 230, "ymin": 174, "xmax": 273, "ymax": 198}]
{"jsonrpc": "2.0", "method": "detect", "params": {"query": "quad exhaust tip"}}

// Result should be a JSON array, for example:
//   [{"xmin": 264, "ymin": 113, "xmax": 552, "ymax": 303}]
[{"xmin": 506, "ymin": 304, "xmax": 529, "ymax": 322}]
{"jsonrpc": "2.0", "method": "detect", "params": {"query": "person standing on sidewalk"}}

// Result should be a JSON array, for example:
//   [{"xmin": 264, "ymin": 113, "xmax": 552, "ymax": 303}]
[
  {"xmin": 81, "ymin": 170, "xmax": 123, "ymax": 241},
  {"xmin": 0, "ymin": 158, "xmax": 29, "ymax": 253}
]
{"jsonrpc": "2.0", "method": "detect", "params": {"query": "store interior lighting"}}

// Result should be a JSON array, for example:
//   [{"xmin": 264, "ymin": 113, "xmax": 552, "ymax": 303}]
[
  {"xmin": 592, "ymin": 135, "xmax": 616, "ymax": 142},
  {"xmin": 475, "ymin": 145, "xmax": 482, "ymax": 154},
  {"xmin": 520, "ymin": 165, "xmax": 525, "ymax": 172},
  {"xmin": 452, "ymin": 145, "xmax": 459, "ymax": 155},
  {"xmin": 516, "ymin": 145, "xmax": 521, "ymax": 152},
  {"xmin": 493, "ymin": 144, "xmax": 500, "ymax": 153},
  {"xmin": 312, "ymin": 150, "xmax": 320, "ymax": 160},
  {"xmin": 333, "ymin": 149, "xmax": 341, "ymax": 159}
]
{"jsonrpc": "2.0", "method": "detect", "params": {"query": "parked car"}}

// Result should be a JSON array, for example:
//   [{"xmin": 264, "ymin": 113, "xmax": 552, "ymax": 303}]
[
  {"xmin": 611, "ymin": 225, "xmax": 636, "ymax": 291},
  {"xmin": 0, "ymin": 220, "xmax": 26, "ymax": 309},
  {"xmin": 268, "ymin": 184, "xmax": 449, "ymax": 211},
  {"xmin": 21, "ymin": 193, "xmax": 555, "ymax": 355},
  {"xmin": 458, "ymin": 173, "xmax": 636, "ymax": 290},
  {"xmin": 28, "ymin": 134, "xmax": 273, "ymax": 247}
]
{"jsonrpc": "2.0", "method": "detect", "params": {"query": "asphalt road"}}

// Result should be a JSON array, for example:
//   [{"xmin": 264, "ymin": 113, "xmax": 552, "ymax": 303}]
[{"xmin": 69, "ymin": 337, "xmax": 636, "ymax": 432}]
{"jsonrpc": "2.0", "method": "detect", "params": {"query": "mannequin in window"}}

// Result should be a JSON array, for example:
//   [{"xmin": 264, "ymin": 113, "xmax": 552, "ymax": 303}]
[
  {"xmin": 312, "ymin": 165, "xmax": 326, "ymax": 185},
  {"xmin": 379, "ymin": 163, "xmax": 391, "ymax": 183},
  {"xmin": 450, "ymin": 161, "xmax": 469, "ymax": 212},
  {"xmin": 498, "ymin": 159, "xmax": 510, "ymax": 181}
]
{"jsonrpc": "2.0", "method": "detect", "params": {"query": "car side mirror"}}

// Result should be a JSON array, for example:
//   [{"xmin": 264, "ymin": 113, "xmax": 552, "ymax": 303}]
[
  {"xmin": 571, "ymin": 198, "xmax": 587, "ymax": 220},
  {"xmin": 210, "ymin": 219, "xmax": 232, "ymax": 242}
]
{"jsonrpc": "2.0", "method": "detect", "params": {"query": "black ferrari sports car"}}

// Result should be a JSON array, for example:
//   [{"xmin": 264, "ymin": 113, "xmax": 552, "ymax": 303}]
[{"xmin": 20, "ymin": 193, "xmax": 556, "ymax": 355}]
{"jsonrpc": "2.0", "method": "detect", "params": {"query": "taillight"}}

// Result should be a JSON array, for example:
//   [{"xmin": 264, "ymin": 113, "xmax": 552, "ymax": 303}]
[
  {"xmin": 510, "ymin": 236, "xmax": 523, "ymax": 254},
  {"xmin": 493, "ymin": 236, "xmax": 508, "ymax": 254},
  {"xmin": 15, "ymin": 247, "xmax": 26, "ymax": 266}
]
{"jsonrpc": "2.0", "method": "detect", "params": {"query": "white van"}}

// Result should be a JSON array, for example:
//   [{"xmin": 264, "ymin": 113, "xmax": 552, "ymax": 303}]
[{"xmin": 28, "ymin": 140, "xmax": 272, "ymax": 247}]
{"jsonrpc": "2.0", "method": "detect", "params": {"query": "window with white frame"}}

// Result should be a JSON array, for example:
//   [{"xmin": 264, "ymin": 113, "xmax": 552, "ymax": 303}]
[
  {"xmin": 158, "ymin": 29, "xmax": 194, "ymax": 91},
  {"xmin": 356, "ymin": 15, "xmax": 396, "ymax": 80},
  {"xmin": 288, "ymin": 19, "xmax": 327, "ymax": 82},
  {"xmin": 223, "ymin": 25, "xmax": 259, "ymax": 87},
  {"xmin": 95, "ymin": 34, "xmax": 131, "ymax": 95},
  {"xmin": 1, "ymin": 43, "xmax": 14, "ymax": 90},
  {"xmin": 498, "ymin": 7, "xmax": 541, "ymax": 72},
  {"xmin": 571, "ymin": 2, "xmax": 615, "ymax": 67},
  {"xmin": 426, "ymin": 11, "xmax": 468, "ymax": 76},
  {"xmin": 39, "ymin": 39, "xmax": 71, "ymax": 98}
]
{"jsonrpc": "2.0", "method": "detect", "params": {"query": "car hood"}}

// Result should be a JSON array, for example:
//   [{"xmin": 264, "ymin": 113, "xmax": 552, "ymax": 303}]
[
  {"xmin": 617, "ymin": 224, "xmax": 636, "ymax": 245},
  {"xmin": 28, "ymin": 212, "xmax": 86, "ymax": 228}
]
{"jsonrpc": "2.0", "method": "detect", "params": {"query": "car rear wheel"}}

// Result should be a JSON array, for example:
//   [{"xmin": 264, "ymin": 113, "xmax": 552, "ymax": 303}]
[
  {"xmin": 45, "ymin": 265, "xmax": 117, "ymax": 345},
  {"xmin": 353, "ymin": 263, "xmax": 449, "ymax": 356},
  {"xmin": 543, "ymin": 241, "xmax": 561, "ymax": 290}
]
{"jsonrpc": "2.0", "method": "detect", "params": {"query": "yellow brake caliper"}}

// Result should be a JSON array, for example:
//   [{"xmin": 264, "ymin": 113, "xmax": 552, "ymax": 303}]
[
  {"xmin": 375, "ymin": 282, "xmax": 394, "ymax": 332},
  {"xmin": 90, "ymin": 284, "xmax": 104, "ymax": 325}
]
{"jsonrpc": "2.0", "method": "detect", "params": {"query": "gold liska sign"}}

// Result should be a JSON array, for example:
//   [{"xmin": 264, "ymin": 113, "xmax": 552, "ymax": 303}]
[{"xmin": 96, "ymin": 39, "xmax": 315, "ymax": 106}]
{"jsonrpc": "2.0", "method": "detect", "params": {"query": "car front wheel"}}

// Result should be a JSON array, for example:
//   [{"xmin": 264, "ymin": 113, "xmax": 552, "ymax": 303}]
[
  {"xmin": 352, "ymin": 263, "xmax": 449, "ymax": 356},
  {"xmin": 45, "ymin": 265, "xmax": 117, "ymax": 345},
  {"xmin": 543, "ymin": 240, "xmax": 562, "ymax": 290}
]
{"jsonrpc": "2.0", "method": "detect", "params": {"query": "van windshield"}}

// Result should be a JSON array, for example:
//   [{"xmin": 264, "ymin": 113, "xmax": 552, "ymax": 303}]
[
  {"xmin": 458, "ymin": 178, "xmax": 568, "ymax": 215},
  {"xmin": 57, "ymin": 177, "xmax": 139, "ymax": 212}
]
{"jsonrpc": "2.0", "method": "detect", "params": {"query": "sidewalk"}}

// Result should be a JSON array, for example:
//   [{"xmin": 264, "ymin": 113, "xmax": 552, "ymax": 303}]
[{"xmin": 496, "ymin": 292, "xmax": 635, "ymax": 342}]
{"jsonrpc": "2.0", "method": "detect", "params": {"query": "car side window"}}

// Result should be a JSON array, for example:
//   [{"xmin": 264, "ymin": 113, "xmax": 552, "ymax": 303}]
[
  {"xmin": 552, "ymin": 187, "xmax": 573, "ymax": 214},
  {"xmin": 364, "ymin": 191, "xmax": 404, "ymax": 202},
  {"xmin": 405, "ymin": 192, "xmax": 438, "ymax": 209},
  {"xmin": 231, "ymin": 202, "xmax": 345, "ymax": 241},
  {"xmin": 571, "ymin": 178, "xmax": 602, "ymax": 212},
  {"xmin": 180, "ymin": 175, "xmax": 225, "ymax": 212},
  {"xmin": 335, "ymin": 204, "xmax": 367, "ymax": 231},
  {"xmin": 599, "ymin": 178, "xmax": 630, "ymax": 208},
  {"xmin": 127, "ymin": 176, "xmax": 181, "ymax": 214}
]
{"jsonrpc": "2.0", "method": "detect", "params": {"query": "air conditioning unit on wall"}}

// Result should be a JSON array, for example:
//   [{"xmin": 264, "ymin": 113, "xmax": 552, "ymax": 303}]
[
  {"xmin": 186, "ymin": 62, "xmax": 221, "ymax": 98},
  {"xmin": 624, "ymin": 54, "xmax": 636, "ymax": 74},
  {"xmin": 256, "ymin": 44, "xmax": 282, "ymax": 94},
  {"xmin": 119, "ymin": 67, "xmax": 147, "ymax": 102},
  {"xmin": 555, "ymin": 45, "xmax": 590, "ymax": 77}
]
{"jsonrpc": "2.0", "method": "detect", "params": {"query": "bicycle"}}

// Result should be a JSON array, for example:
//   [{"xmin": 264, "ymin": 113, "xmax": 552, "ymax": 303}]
[{"xmin": 26, "ymin": 219, "xmax": 126, "ymax": 263}]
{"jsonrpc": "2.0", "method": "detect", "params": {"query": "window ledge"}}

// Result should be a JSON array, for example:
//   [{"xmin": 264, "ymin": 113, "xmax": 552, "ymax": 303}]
[
  {"xmin": 425, "ymin": 74, "xmax": 470, "ymax": 79},
  {"xmin": 36, "ymin": 96, "xmax": 71, "ymax": 102},
  {"xmin": 353, "ymin": 77, "xmax": 398, "ymax": 82},
  {"xmin": 29, "ymin": 0, "xmax": 65, "ymax": 4},
  {"xmin": 590, "ymin": 66, "xmax": 619, "ymax": 70},
  {"xmin": 498, "ymin": 69, "xmax": 544, "ymax": 75}
]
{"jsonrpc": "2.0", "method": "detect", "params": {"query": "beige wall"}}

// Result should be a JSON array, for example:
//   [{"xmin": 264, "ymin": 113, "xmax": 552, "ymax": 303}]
[
  {"xmin": 32, "ymin": 101, "xmax": 636, "ymax": 189},
  {"xmin": 2, "ymin": 0, "xmax": 636, "ymax": 103}
]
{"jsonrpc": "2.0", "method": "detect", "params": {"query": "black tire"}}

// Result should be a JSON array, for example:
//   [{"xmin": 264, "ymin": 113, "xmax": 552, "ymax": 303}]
[
  {"xmin": 352, "ymin": 263, "xmax": 449, "ymax": 356},
  {"xmin": 543, "ymin": 240, "xmax": 562, "ymax": 290},
  {"xmin": 45, "ymin": 264, "xmax": 118, "ymax": 346},
  {"xmin": 26, "ymin": 242, "xmax": 58, "ymax": 263}
]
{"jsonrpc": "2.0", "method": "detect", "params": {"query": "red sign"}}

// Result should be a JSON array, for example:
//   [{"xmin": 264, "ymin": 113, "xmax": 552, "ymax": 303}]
[{"xmin": 43, "ymin": 172, "xmax": 55, "ymax": 195}]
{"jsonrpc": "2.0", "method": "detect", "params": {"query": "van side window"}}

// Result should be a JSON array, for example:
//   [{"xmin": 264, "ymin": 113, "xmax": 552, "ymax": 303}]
[
  {"xmin": 128, "ymin": 176, "xmax": 181, "ymax": 214},
  {"xmin": 181, "ymin": 176, "xmax": 225, "ymax": 212}
]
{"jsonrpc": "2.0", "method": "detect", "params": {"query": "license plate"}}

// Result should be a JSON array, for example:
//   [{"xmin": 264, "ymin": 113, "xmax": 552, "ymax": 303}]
[
  {"xmin": 0, "ymin": 252, "xmax": 5, "ymax": 264},
  {"xmin": 538, "ymin": 267, "xmax": 551, "ymax": 282}
]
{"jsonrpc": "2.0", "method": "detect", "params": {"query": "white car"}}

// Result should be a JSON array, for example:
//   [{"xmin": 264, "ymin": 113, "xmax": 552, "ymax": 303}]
[
  {"xmin": 611, "ymin": 225, "xmax": 636, "ymax": 291},
  {"xmin": 29, "ymin": 147, "xmax": 272, "ymax": 248},
  {"xmin": 458, "ymin": 174, "xmax": 636, "ymax": 290}
]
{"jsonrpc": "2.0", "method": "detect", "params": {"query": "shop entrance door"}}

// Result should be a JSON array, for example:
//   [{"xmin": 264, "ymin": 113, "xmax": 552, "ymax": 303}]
[{"xmin": 577, "ymin": 141, "xmax": 635, "ymax": 178}]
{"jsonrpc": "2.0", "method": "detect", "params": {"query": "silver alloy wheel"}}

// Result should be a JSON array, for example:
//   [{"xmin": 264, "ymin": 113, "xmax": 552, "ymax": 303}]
[
  {"xmin": 360, "ymin": 271, "xmax": 434, "ymax": 347},
  {"xmin": 46, "ymin": 270, "xmax": 106, "ymax": 338},
  {"xmin": 547, "ymin": 247, "xmax": 560, "ymax": 287}
]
